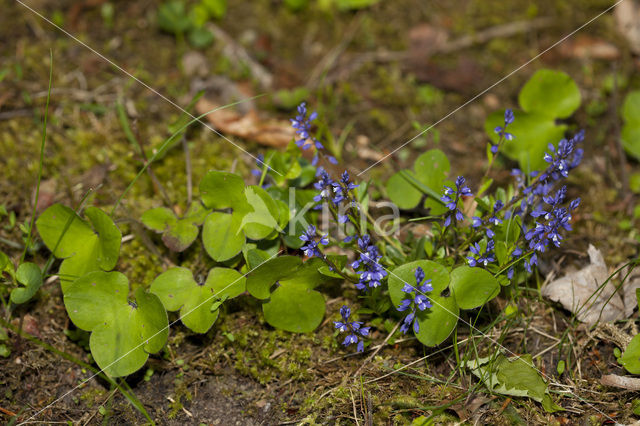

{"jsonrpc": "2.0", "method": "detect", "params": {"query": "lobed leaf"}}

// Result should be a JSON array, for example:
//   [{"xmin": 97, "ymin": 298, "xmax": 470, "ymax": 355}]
[{"xmin": 64, "ymin": 271, "xmax": 168, "ymax": 377}]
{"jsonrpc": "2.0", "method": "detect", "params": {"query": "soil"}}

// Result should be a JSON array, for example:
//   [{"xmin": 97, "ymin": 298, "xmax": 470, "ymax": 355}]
[{"xmin": 1, "ymin": 0, "xmax": 640, "ymax": 424}]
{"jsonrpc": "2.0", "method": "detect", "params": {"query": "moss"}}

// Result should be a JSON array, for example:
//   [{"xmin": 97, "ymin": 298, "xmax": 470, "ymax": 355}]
[{"xmin": 79, "ymin": 388, "xmax": 107, "ymax": 408}]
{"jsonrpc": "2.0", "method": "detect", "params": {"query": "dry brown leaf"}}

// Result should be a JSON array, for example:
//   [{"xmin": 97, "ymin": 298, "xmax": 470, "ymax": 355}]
[
  {"xmin": 557, "ymin": 35, "xmax": 620, "ymax": 60},
  {"xmin": 195, "ymin": 97, "xmax": 294, "ymax": 148},
  {"xmin": 541, "ymin": 245, "xmax": 624, "ymax": 325}
]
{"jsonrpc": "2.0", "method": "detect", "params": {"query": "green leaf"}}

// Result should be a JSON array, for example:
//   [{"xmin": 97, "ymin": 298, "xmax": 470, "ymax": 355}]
[
  {"xmin": 140, "ymin": 207, "xmax": 176, "ymax": 232},
  {"xmin": 336, "ymin": 0, "xmax": 380, "ymax": 10},
  {"xmin": 201, "ymin": 0, "xmax": 227, "ymax": 19},
  {"xmin": 199, "ymin": 171, "xmax": 247, "ymax": 210},
  {"xmin": 622, "ymin": 125, "xmax": 640, "ymax": 161},
  {"xmin": 519, "ymin": 69, "xmax": 581, "ymax": 119},
  {"xmin": 157, "ymin": 1, "xmax": 193, "ymax": 35},
  {"xmin": 485, "ymin": 110, "xmax": 566, "ymax": 173},
  {"xmin": 623, "ymin": 91, "xmax": 640, "ymax": 126},
  {"xmin": 388, "ymin": 260, "xmax": 458, "ymax": 346},
  {"xmin": 188, "ymin": 27, "xmax": 214, "ymax": 48},
  {"xmin": 620, "ymin": 334, "xmax": 640, "ymax": 374},
  {"xmin": 463, "ymin": 353, "xmax": 562, "ymax": 413},
  {"xmin": 385, "ymin": 149, "xmax": 450, "ymax": 211},
  {"xmin": 10, "ymin": 262, "xmax": 43, "ymax": 304},
  {"xmin": 64, "ymin": 271, "xmax": 168, "ymax": 377},
  {"xmin": 246, "ymin": 255, "xmax": 302, "ymax": 299},
  {"xmin": 141, "ymin": 203, "xmax": 209, "ymax": 252},
  {"xmin": 262, "ymin": 284, "xmax": 325, "ymax": 333},
  {"xmin": 202, "ymin": 212, "xmax": 245, "ymax": 261},
  {"xmin": 150, "ymin": 266, "xmax": 245, "ymax": 333},
  {"xmin": 279, "ymin": 257, "xmax": 330, "ymax": 290},
  {"xmin": 240, "ymin": 186, "xmax": 282, "ymax": 240},
  {"xmin": 37, "ymin": 204, "xmax": 122, "ymax": 291},
  {"xmin": 450, "ymin": 266, "xmax": 500, "ymax": 310}
]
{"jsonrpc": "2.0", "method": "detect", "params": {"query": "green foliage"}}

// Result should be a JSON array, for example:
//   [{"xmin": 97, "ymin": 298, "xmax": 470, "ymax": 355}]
[
  {"xmin": 485, "ymin": 69, "xmax": 581, "ymax": 172},
  {"xmin": 64, "ymin": 271, "xmax": 168, "ymax": 377},
  {"xmin": 141, "ymin": 203, "xmax": 210, "ymax": 252},
  {"xmin": 157, "ymin": 0, "xmax": 219, "ymax": 48},
  {"xmin": 619, "ymin": 334, "xmax": 640, "ymax": 374},
  {"xmin": 385, "ymin": 149, "xmax": 450, "ymax": 211},
  {"xmin": 388, "ymin": 261, "xmax": 458, "ymax": 346},
  {"xmin": 150, "ymin": 267, "xmax": 245, "ymax": 333},
  {"xmin": 621, "ymin": 91, "xmax": 640, "ymax": 161},
  {"xmin": 245, "ymin": 255, "xmax": 302, "ymax": 299},
  {"xmin": 450, "ymin": 266, "xmax": 500, "ymax": 310},
  {"xmin": 463, "ymin": 353, "xmax": 562, "ymax": 413},
  {"xmin": 36, "ymin": 204, "xmax": 121, "ymax": 291},
  {"xmin": 199, "ymin": 171, "xmax": 290, "ymax": 261},
  {"xmin": 10, "ymin": 262, "xmax": 43, "ymax": 304},
  {"xmin": 157, "ymin": 1, "xmax": 192, "ymax": 35}
]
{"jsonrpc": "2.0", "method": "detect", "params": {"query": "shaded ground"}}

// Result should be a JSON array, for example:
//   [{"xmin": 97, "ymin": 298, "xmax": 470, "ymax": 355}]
[{"xmin": 1, "ymin": 0, "xmax": 640, "ymax": 424}]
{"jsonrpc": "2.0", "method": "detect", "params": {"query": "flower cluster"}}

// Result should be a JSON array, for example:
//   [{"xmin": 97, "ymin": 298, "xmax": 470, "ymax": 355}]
[
  {"xmin": 334, "ymin": 305, "xmax": 370, "ymax": 352},
  {"xmin": 299, "ymin": 225, "xmax": 329, "ymax": 258},
  {"xmin": 290, "ymin": 102, "xmax": 337, "ymax": 165},
  {"xmin": 351, "ymin": 235, "xmax": 387, "ymax": 290},
  {"xmin": 492, "ymin": 109, "xmax": 515, "ymax": 153},
  {"xmin": 397, "ymin": 267, "xmax": 433, "ymax": 334},
  {"xmin": 441, "ymin": 176, "xmax": 473, "ymax": 227}
]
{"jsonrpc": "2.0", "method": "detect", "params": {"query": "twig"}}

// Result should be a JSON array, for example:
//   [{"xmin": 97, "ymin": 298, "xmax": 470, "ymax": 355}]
[
  {"xmin": 328, "ymin": 18, "xmax": 553, "ymax": 84},
  {"xmin": 353, "ymin": 320, "xmax": 400, "ymax": 377},
  {"xmin": 349, "ymin": 388, "xmax": 361, "ymax": 426},
  {"xmin": 307, "ymin": 13, "xmax": 364, "ymax": 88},
  {"xmin": 205, "ymin": 23, "xmax": 273, "ymax": 90}
]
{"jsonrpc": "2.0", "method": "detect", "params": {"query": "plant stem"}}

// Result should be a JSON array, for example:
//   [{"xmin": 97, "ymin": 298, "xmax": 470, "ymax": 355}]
[{"xmin": 22, "ymin": 50, "xmax": 53, "ymax": 263}]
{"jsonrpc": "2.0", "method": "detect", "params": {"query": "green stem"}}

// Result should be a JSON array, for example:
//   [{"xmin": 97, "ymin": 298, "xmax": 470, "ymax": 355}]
[{"xmin": 22, "ymin": 50, "xmax": 53, "ymax": 263}]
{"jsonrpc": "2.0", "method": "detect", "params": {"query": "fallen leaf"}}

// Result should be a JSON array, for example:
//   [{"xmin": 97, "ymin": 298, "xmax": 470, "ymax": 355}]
[
  {"xmin": 615, "ymin": 0, "xmax": 640, "ymax": 55},
  {"xmin": 557, "ymin": 35, "xmax": 620, "ymax": 60},
  {"xmin": 601, "ymin": 374, "xmax": 640, "ymax": 391},
  {"xmin": 618, "ymin": 265, "xmax": 640, "ymax": 318},
  {"xmin": 541, "ymin": 245, "xmax": 624, "ymax": 325},
  {"xmin": 195, "ymin": 97, "xmax": 295, "ymax": 149}
]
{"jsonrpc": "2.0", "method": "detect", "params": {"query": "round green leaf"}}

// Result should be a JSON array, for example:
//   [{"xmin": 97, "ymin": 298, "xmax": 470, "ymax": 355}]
[
  {"xmin": 450, "ymin": 266, "xmax": 500, "ymax": 310},
  {"xmin": 385, "ymin": 149, "xmax": 450, "ymax": 211},
  {"xmin": 262, "ymin": 285, "xmax": 325, "ymax": 333},
  {"xmin": 205, "ymin": 267, "xmax": 246, "ymax": 301},
  {"xmin": 199, "ymin": 171, "xmax": 247, "ymax": 210},
  {"xmin": 386, "ymin": 171, "xmax": 423, "ymax": 210},
  {"xmin": 37, "ymin": 204, "xmax": 122, "ymax": 291},
  {"xmin": 388, "ymin": 260, "xmax": 458, "ymax": 347},
  {"xmin": 620, "ymin": 334, "xmax": 640, "ymax": 374},
  {"xmin": 240, "ymin": 186, "xmax": 282, "ymax": 240},
  {"xmin": 622, "ymin": 91, "xmax": 640, "ymax": 126},
  {"xmin": 64, "ymin": 271, "xmax": 168, "ymax": 377},
  {"xmin": 485, "ymin": 110, "xmax": 566, "ymax": 173},
  {"xmin": 10, "ymin": 262, "xmax": 43, "ymax": 304},
  {"xmin": 246, "ymin": 255, "xmax": 302, "ymax": 299},
  {"xmin": 388, "ymin": 260, "xmax": 449, "ymax": 307},
  {"xmin": 622, "ymin": 125, "xmax": 640, "ymax": 161},
  {"xmin": 162, "ymin": 219, "xmax": 199, "ymax": 252},
  {"xmin": 140, "ymin": 207, "xmax": 176, "ymax": 232},
  {"xmin": 519, "ymin": 69, "xmax": 581, "ymax": 119},
  {"xmin": 202, "ymin": 212, "xmax": 245, "ymax": 261},
  {"xmin": 150, "ymin": 267, "xmax": 244, "ymax": 333}
]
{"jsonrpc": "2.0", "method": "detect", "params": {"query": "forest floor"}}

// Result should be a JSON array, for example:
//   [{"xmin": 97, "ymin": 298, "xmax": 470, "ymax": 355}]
[{"xmin": 1, "ymin": 0, "xmax": 640, "ymax": 424}]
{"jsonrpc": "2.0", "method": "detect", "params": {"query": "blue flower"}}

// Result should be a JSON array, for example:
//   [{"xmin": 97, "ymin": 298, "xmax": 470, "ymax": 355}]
[
  {"xmin": 351, "ymin": 235, "xmax": 387, "ymax": 290},
  {"xmin": 441, "ymin": 176, "xmax": 472, "ymax": 227},
  {"xmin": 334, "ymin": 305, "xmax": 370, "ymax": 352},
  {"xmin": 299, "ymin": 225, "xmax": 329, "ymax": 258},
  {"xmin": 397, "ymin": 267, "xmax": 433, "ymax": 334},
  {"xmin": 467, "ymin": 240, "xmax": 496, "ymax": 267},
  {"xmin": 494, "ymin": 108, "xmax": 515, "ymax": 141},
  {"xmin": 290, "ymin": 102, "xmax": 337, "ymax": 165}
]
